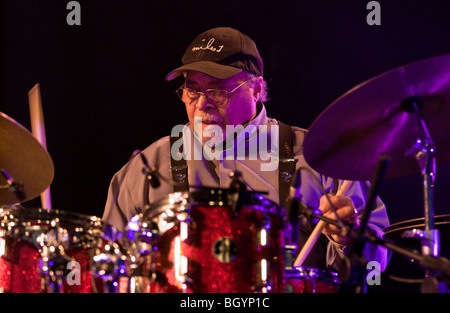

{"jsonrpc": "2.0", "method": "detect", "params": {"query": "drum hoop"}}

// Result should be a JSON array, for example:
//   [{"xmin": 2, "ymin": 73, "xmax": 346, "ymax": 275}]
[
  {"xmin": 284, "ymin": 266, "xmax": 340, "ymax": 284},
  {"xmin": 0, "ymin": 206, "xmax": 104, "ymax": 247},
  {"xmin": 144, "ymin": 189, "xmax": 284, "ymax": 220},
  {"xmin": 0, "ymin": 206, "xmax": 103, "ymax": 227}
]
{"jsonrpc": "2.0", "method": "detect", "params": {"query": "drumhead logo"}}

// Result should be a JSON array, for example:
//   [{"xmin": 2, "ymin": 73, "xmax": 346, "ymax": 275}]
[
  {"xmin": 212, "ymin": 237, "xmax": 238, "ymax": 263},
  {"xmin": 170, "ymin": 118, "xmax": 279, "ymax": 171}
]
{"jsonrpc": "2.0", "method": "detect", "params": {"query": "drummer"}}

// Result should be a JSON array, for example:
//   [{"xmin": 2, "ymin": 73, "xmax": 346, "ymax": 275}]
[{"xmin": 102, "ymin": 27, "xmax": 390, "ymax": 276}]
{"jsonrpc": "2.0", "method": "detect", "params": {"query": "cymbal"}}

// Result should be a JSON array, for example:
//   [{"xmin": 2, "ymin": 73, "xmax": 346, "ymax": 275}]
[
  {"xmin": 0, "ymin": 112, "xmax": 54, "ymax": 205},
  {"xmin": 303, "ymin": 54, "xmax": 450, "ymax": 181}
]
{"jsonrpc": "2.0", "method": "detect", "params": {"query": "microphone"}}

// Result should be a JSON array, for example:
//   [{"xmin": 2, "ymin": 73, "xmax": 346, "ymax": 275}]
[
  {"xmin": 228, "ymin": 170, "xmax": 247, "ymax": 215},
  {"xmin": 1, "ymin": 169, "xmax": 26, "ymax": 202},
  {"xmin": 138, "ymin": 151, "xmax": 160, "ymax": 212},
  {"xmin": 139, "ymin": 153, "xmax": 160, "ymax": 189},
  {"xmin": 285, "ymin": 170, "xmax": 324, "ymax": 243},
  {"xmin": 285, "ymin": 170, "xmax": 301, "ymax": 244}
]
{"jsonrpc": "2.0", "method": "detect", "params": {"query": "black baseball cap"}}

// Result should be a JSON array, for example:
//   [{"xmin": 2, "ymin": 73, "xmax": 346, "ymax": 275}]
[{"xmin": 166, "ymin": 27, "xmax": 264, "ymax": 81}]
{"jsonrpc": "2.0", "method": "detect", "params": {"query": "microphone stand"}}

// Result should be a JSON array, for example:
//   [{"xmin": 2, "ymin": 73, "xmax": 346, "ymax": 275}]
[
  {"xmin": 228, "ymin": 170, "xmax": 247, "ymax": 215},
  {"xmin": 367, "ymin": 235, "xmax": 450, "ymax": 292},
  {"xmin": 288, "ymin": 197, "xmax": 345, "ymax": 228},
  {"xmin": 339, "ymin": 154, "xmax": 390, "ymax": 293},
  {"xmin": 140, "ymin": 152, "xmax": 160, "ymax": 211},
  {"xmin": 123, "ymin": 151, "xmax": 161, "ymax": 293}
]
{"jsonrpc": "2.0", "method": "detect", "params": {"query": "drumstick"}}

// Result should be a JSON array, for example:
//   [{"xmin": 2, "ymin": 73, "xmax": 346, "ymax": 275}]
[
  {"xmin": 293, "ymin": 180, "xmax": 352, "ymax": 267},
  {"xmin": 28, "ymin": 83, "xmax": 52, "ymax": 209}
]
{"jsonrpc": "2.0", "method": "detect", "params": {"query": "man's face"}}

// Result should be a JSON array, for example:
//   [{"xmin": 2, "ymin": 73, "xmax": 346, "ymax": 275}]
[{"xmin": 183, "ymin": 71, "xmax": 260, "ymax": 145}]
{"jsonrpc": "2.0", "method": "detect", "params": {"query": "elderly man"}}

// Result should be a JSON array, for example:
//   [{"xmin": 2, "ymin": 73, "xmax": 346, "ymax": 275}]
[{"xmin": 103, "ymin": 27, "xmax": 390, "ymax": 292}]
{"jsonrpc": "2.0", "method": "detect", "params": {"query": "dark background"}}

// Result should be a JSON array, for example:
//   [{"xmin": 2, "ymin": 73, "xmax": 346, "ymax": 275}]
[{"xmin": 1, "ymin": 0, "xmax": 450, "ymax": 293}]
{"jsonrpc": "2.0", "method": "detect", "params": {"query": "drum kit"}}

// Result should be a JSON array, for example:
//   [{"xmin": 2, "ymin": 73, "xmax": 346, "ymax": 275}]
[{"xmin": 1, "ymin": 55, "xmax": 450, "ymax": 293}]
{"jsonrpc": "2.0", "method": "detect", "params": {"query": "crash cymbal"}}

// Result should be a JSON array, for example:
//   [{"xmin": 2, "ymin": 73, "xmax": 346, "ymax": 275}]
[
  {"xmin": 0, "ymin": 112, "xmax": 54, "ymax": 205},
  {"xmin": 303, "ymin": 54, "xmax": 450, "ymax": 181}
]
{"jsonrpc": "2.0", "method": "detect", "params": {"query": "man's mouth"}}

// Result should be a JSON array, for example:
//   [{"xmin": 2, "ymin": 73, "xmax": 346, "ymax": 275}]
[
  {"xmin": 202, "ymin": 120, "xmax": 217, "ymax": 125},
  {"xmin": 195, "ymin": 115, "xmax": 223, "ymax": 125}
]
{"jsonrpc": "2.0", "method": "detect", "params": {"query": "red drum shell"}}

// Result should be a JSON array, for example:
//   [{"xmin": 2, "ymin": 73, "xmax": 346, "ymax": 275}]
[{"xmin": 135, "ymin": 189, "xmax": 285, "ymax": 293}]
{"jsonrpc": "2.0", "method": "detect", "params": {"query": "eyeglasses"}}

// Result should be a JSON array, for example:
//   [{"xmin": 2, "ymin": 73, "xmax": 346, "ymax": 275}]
[{"xmin": 175, "ymin": 79, "xmax": 251, "ymax": 107}]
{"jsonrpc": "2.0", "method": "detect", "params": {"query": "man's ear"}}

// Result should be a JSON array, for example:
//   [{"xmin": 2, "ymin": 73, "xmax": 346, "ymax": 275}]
[{"xmin": 252, "ymin": 76, "xmax": 264, "ymax": 101}]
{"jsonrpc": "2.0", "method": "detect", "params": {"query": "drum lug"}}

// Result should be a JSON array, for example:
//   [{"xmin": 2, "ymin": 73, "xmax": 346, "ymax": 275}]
[
  {"xmin": 175, "ymin": 275, "xmax": 193, "ymax": 293},
  {"xmin": 92, "ymin": 237, "xmax": 127, "ymax": 293},
  {"xmin": 0, "ymin": 235, "xmax": 7, "ymax": 258},
  {"xmin": 254, "ymin": 258, "xmax": 272, "ymax": 293},
  {"xmin": 38, "ymin": 225, "xmax": 75, "ymax": 292},
  {"xmin": 256, "ymin": 217, "xmax": 272, "ymax": 248},
  {"xmin": 283, "ymin": 244, "xmax": 298, "ymax": 270}
]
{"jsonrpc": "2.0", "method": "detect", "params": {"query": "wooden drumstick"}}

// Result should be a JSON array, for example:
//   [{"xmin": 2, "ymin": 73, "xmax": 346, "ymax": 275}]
[
  {"xmin": 293, "ymin": 180, "xmax": 352, "ymax": 267},
  {"xmin": 28, "ymin": 83, "xmax": 52, "ymax": 209}
]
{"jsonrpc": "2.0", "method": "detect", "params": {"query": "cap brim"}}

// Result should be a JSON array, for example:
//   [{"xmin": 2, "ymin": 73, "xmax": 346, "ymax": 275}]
[{"xmin": 165, "ymin": 61, "xmax": 243, "ymax": 81}]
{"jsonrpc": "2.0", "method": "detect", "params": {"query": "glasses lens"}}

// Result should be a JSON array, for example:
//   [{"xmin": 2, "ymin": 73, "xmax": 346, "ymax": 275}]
[
  {"xmin": 205, "ymin": 89, "xmax": 228, "ymax": 106},
  {"xmin": 176, "ymin": 87, "xmax": 230, "ymax": 106},
  {"xmin": 185, "ymin": 89, "xmax": 199, "ymax": 101},
  {"xmin": 177, "ymin": 88, "xmax": 199, "ymax": 105}
]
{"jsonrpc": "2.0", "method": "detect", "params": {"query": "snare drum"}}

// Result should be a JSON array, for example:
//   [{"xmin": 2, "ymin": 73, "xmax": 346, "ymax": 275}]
[
  {"xmin": 127, "ymin": 188, "xmax": 286, "ymax": 293},
  {"xmin": 0, "ymin": 206, "xmax": 105, "ymax": 293},
  {"xmin": 284, "ymin": 266, "xmax": 340, "ymax": 293}
]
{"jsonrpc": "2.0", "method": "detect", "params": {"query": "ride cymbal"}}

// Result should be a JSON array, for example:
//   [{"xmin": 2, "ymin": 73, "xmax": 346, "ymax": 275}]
[{"xmin": 303, "ymin": 54, "xmax": 450, "ymax": 181}]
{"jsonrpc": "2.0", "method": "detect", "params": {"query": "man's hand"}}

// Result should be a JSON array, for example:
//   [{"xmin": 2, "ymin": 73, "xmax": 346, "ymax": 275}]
[{"xmin": 319, "ymin": 194, "xmax": 359, "ymax": 245}]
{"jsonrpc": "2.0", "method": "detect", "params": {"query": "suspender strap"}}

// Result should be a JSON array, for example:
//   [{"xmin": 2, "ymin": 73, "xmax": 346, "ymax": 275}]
[
  {"xmin": 278, "ymin": 121, "xmax": 296, "ymax": 210},
  {"xmin": 169, "ymin": 135, "xmax": 189, "ymax": 192}
]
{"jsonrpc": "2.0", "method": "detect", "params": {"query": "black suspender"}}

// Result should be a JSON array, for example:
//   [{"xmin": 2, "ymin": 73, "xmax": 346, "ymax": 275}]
[
  {"xmin": 169, "ymin": 134, "xmax": 189, "ymax": 192},
  {"xmin": 277, "ymin": 121, "xmax": 296, "ymax": 209},
  {"xmin": 169, "ymin": 121, "xmax": 296, "ymax": 209}
]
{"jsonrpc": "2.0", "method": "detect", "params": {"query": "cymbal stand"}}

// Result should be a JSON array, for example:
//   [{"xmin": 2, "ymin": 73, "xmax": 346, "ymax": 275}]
[
  {"xmin": 339, "ymin": 154, "xmax": 390, "ymax": 293},
  {"xmin": 402, "ymin": 96, "xmax": 440, "ymax": 259}
]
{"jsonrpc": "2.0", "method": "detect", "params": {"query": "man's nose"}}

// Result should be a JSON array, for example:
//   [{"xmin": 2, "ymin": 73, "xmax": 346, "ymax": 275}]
[{"xmin": 196, "ymin": 94, "xmax": 214, "ymax": 110}]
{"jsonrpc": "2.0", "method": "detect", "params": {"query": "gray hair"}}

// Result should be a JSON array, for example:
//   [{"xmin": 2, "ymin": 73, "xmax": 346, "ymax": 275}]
[{"xmin": 248, "ymin": 74, "xmax": 269, "ymax": 103}]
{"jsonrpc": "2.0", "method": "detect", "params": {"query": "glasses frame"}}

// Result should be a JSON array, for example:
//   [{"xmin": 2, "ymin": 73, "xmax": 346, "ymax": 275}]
[{"xmin": 175, "ymin": 78, "xmax": 252, "ymax": 107}]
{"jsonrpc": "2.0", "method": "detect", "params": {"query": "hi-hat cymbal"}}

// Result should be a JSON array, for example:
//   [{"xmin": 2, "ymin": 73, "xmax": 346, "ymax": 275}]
[
  {"xmin": 303, "ymin": 54, "xmax": 450, "ymax": 181},
  {"xmin": 0, "ymin": 112, "xmax": 54, "ymax": 205}
]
